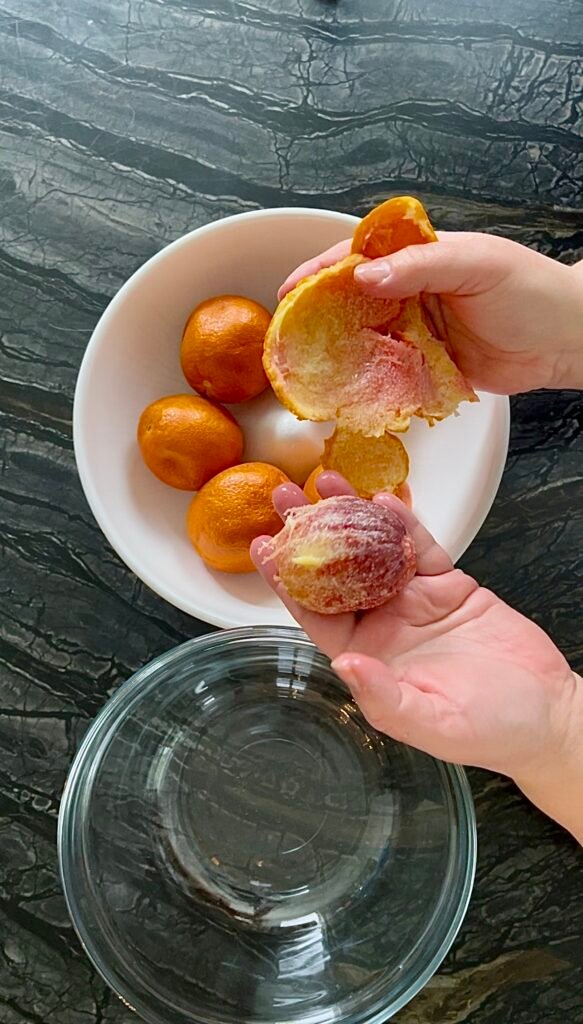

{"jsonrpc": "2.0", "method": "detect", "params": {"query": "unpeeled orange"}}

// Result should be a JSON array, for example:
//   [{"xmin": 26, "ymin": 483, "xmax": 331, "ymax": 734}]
[
  {"xmin": 137, "ymin": 394, "xmax": 243, "ymax": 490},
  {"xmin": 181, "ymin": 294, "xmax": 271, "ymax": 404},
  {"xmin": 187, "ymin": 462, "xmax": 289, "ymax": 573}
]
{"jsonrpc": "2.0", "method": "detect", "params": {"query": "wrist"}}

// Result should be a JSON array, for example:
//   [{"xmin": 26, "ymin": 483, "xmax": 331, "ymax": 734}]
[{"xmin": 513, "ymin": 673, "xmax": 583, "ymax": 844}]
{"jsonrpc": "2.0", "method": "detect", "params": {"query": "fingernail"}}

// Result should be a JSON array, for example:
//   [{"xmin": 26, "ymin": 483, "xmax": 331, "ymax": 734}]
[
  {"xmin": 332, "ymin": 657, "xmax": 361, "ymax": 696},
  {"xmin": 355, "ymin": 261, "xmax": 392, "ymax": 285}
]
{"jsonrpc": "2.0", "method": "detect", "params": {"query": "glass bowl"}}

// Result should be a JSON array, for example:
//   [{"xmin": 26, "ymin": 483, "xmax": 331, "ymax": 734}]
[{"xmin": 58, "ymin": 627, "xmax": 476, "ymax": 1024}]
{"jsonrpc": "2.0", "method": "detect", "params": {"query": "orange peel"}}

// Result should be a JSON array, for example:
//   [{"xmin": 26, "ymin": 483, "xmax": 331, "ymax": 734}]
[
  {"xmin": 394, "ymin": 482, "xmax": 412, "ymax": 509},
  {"xmin": 352, "ymin": 195, "xmax": 437, "ymax": 259},
  {"xmin": 322, "ymin": 427, "xmax": 409, "ymax": 499},
  {"xmin": 263, "ymin": 254, "xmax": 476, "ymax": 435},
  {"xmin": 303, "ymin": 465, "xmax": 324, "ymax": 504}
]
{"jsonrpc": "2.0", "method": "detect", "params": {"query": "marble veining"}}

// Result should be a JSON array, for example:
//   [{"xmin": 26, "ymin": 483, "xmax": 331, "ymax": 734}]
[{"xmin": 0, "ymin": 1, "xmax": 582, "ymax": 1022}]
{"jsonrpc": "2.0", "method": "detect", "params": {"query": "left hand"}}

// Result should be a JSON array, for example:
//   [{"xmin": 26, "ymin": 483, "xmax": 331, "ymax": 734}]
[{"xmin": 250, "ymin": 474, "xmax": 579, "ymax": 788}]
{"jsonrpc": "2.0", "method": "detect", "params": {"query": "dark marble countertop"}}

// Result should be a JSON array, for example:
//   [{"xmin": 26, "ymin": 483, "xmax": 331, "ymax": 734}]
[{"xmin": 1, "ymin": 1, "xmax": 582, "ymax": 1022}]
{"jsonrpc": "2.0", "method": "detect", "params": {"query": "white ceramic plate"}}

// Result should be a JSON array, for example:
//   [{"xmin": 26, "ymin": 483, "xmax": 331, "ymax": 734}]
[{"xmin": 74, "ymin": 208, "xmax": 510, "ymax": 628}]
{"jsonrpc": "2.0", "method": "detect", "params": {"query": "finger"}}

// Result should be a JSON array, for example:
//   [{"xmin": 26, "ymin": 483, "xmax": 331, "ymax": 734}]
[
  {"xmin": 278, "ymin": 239, "xmax": 351, "ymax": 300},
  {"xmin": 353, "ymin": 235, "xmax": 510, "ymax": 299},
  {"xmin": 250, "ymin": 535, "xmax": 278, "ymax": 586},
  {"xmin": 331, "ymin": 652, "xmax": 448, "ymax": 750},
  {"xmin": 250, "ymin": 535, "xmax": 356, "ymax": 657},
  {"xmin": 372, "ymin": 492, "xmax": 453, "ymax": 576},
  {"xmin": 314, "ymin": 470, "xmax": 358, "ymax": 499},
  {"xmin": 274, "ymin": 473, "xmax": 356, "ymax": 513},
  {"xmin": 274, "ymin": 478, "xmax": 451, "ymax": 575},
  {"xmin": 251, "ymin": 536, "xmax": 318, "ymax": 625},
  {"xmin": 250, "ymin": 535, "xmax": 326, "ymax": 629},
  {"xmin": 346, "ymin": 573, "xmax": 478, "ymax": 664},
  {"xmin": 272, "ymin": 482, "xmax": 308, "ymax": 519},
  {"xmin": 356, "ymin": 572, "xmax": 478, "ymax": 657},
  {"xmin": 386, "ymin": 569, "xmax": 478, "ymax": 627}
]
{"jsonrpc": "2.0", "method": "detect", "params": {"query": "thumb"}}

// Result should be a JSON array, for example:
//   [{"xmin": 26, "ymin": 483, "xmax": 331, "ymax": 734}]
[
  {"xmin": 332, "ymin": 652, "xmax": 451, "ymax": 757},
  {"xmin": 354, "ymin": 234, "xmax": 506, "ymax": 299}
]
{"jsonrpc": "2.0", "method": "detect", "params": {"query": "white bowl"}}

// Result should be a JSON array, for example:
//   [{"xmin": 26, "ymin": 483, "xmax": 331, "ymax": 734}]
[{"xmin": 74, "ymin": 208, "xmax": 510, "ymax": 629}]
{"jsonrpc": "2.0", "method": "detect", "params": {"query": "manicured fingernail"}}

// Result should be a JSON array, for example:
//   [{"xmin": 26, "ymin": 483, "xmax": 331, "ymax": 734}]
[
  {"xmin": 355, "ymin": 261, "xmax": 392, "ymax": 285},
  {"xmin": 332, "ymin": 658, "xmax": 361, "ymax": 695}
]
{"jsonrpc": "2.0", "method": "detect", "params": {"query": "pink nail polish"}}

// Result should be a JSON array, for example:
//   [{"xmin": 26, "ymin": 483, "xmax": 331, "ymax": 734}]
[{"xmin": 355, "ymin": 262, "xmax": 391, "ymax": 285}]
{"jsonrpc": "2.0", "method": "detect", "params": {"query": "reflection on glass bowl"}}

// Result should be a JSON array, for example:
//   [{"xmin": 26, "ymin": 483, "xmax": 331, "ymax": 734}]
[{"xmin": 58, "ymin": 627, "xmax": 476, "ymax": 1024}]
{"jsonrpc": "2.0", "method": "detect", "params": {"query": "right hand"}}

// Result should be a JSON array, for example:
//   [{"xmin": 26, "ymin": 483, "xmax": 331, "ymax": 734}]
[{"xmin": 279, "ymin": 232, "xmax": 583, "ymax": 394}]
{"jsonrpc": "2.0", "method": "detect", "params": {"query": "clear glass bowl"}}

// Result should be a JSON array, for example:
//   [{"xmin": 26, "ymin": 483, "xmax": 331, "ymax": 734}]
[{"xmin": 58, "ymin": 627, "xmax": 476, "ymax": 1024}]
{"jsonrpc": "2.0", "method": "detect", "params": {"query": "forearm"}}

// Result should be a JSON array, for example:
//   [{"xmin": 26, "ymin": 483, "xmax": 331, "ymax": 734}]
[
  {"xmin": 557, "ymin": 263, "xmax": 583, "ymax": 390},
  {"xmin": 513, "ymin": 673, "xmax": 583, "ymax": 845}
]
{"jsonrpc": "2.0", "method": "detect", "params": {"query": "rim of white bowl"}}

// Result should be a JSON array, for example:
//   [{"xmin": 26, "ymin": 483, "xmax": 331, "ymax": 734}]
[{"xmin": 73, "ymin": 208, "xmax": 510, "ymax": 627}]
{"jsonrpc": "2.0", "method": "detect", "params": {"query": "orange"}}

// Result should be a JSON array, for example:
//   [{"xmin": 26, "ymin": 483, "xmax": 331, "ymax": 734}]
[
  {"xmin": 187, "ymin": 462, "xmax": 289, "ymax": 573},
  {"xmin": 137, "ymin": 394, "xmax": 243, "ymax": 490},
  {"xmin": 352, "ymin": 195, "xmax": 437, "ymax": 260},
  {"xmin": 181, "ymin": 295, "xmax": 271, "ymax": 404},
  {"xmin": 303, "ymin": 465, "xmax": 324, "ymax": 503}
]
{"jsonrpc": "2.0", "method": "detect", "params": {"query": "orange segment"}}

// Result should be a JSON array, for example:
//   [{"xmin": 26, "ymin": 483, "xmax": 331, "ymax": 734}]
[
  {"xmin": 137, "ymin": 394, "xmax": 243, "ymax": 490},
  {"xmin": 263, "ymin": 254, "xmax": 476, "ymax": 435},
  {"xmin": 352, "ymin": 195, "xmax": 437, "ymax": 260},
  {"xmin": 187, "ymin": 462, "xmax": 288, "ymax": 573},
  {"xmin": 181, "ymin": 295, "xmax": 271, "ymax": 404},
  {"xmin": 322, "ymin": 428, "xmax": 409, "ymax": 499}
]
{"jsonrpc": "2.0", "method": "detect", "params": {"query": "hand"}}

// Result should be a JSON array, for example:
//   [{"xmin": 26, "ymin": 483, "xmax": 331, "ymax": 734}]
[
  {"xmin": 279, "ymin": 233, "xmax": 583, "ymax": 394},
  {"xmin": 251, "ymin": 474, "xmax": 583, "ymax": 843}
]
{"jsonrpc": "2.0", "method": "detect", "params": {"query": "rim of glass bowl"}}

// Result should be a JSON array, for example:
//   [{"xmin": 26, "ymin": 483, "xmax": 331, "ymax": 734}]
[{"xmin": 58, "ymin": 625, "xmax": 477, "ymax": 1024}]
